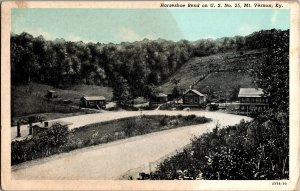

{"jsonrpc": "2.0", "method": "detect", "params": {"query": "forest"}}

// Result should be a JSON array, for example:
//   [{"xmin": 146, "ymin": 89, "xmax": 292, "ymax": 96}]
[{"xmin": 11, "ymin": 29, "xmax": 288, "ymax": 102}]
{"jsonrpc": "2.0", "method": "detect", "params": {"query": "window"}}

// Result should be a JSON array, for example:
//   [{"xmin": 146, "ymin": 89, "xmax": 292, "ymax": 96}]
[
  {"xmin": 194, "ymin": 97, "xmax": 199, "ymax": 103},
  {"xmin": 89, "ymin": 101, "xmax": 94, "ymax": 106},
  {"xmin": 184, "ymin": 97, "xmax": 189, "ymax": 103}
]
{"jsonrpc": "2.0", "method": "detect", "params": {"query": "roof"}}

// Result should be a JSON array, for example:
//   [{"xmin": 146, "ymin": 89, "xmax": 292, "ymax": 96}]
[
  {"xmin": 238, "ymin": 88, "xmax": 265, "ymax": 97},
  {"xmin": 82, "ymin": 96, "xmax": 106, "ymax": 101},
  {"xmin": 155, "ymin": 93, "xmax": 168, "ymax": 97},
  {"xmin": 184, "ymin": 89, "xmax": 205, "ymax": 97},
  {"xmin": 48, "ymin": 90, "xmax": 56, "ymax": 93}
]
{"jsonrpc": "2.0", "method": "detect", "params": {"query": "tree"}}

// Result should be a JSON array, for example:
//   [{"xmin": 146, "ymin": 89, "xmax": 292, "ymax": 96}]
[
  {"xmin": 172, "ymin": 86, "xmax": 181, "ymax": 103},
  {"xmin": 113, "ymin": 76, "xmax": 131, "ymax": 105},
  {"xmin": 11, "ymin": 32, "xmax": 40, "ymax": 83},
  {"xmin": 144, "ymin": 83, "xmax": 158, "ymax": 100},
  {"xmin": 171, "ymin": 78, "xmax": 181, "ymax": 103},
  {"xmin": 253, "ymin": 30, "xmax": 289, "ymax": 112}
]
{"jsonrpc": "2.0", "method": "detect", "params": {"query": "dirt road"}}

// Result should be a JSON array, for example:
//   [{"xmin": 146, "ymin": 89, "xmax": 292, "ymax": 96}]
[{"xmin": 11, "ymin": 110, "xmax": 251, "ymax": 180}]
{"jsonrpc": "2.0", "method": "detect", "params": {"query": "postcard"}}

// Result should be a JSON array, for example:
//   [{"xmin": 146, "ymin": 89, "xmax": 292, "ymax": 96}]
[{"xmin": 1, "ymin": 1, "xmax": 299, "ymax": 190}]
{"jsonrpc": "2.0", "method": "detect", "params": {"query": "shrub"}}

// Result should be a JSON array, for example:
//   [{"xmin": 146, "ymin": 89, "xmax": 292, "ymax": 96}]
[
  {"xmin": 11, "ymin": 123, "xmax": 69, "ymax": 165},
  {"xmin": 177, "ymin": 114, "xmax": 183, "ymax": 118},
  {"xmin": 160, "ymin": 115, "xmax": 169, "ymax": 126},
  {"xmin": 123, "ymin": 118, "xmax": 139, "ymax": 136},
  {"xmin": 152, "ymin": 110, "xmax": 289, "ymax": 180},
  {"xmin": 183, "ymin": 114, "xmax": 197, "ymax": 121}
]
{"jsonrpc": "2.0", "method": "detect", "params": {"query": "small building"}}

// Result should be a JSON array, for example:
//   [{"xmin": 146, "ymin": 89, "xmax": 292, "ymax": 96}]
[
  {"xmin": 238, "ymin": 88, "xmax": 269, "ymax": 112},
  {"xmin": 80, "ymin": 96, "xmax": 106, "ymax": 109},
  {"xmin": 182, "ymin": 89, "xmax": 206, "ymax": 106},
  {"xmin": 47, "ymin": 90, "xmax": 57, "ymax": 99},
  {"xmin": 31, "ymin": 120, "xmax": 72, "ymax": 137},
  {"xmin": 149, "ymin": 93, "xmax": 168, "ymax": 106}
]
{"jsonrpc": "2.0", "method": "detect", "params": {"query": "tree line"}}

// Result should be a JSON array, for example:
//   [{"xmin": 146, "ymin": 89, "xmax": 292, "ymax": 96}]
[{"xmin": 11, "ymin": 29, "xmax": 288, "ymax": 101}]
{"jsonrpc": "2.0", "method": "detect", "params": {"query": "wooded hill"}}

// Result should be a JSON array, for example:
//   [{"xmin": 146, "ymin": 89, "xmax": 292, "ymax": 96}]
[{"xmin": 11, "ymin": 29, "xmax": 288, "ymax": 101}]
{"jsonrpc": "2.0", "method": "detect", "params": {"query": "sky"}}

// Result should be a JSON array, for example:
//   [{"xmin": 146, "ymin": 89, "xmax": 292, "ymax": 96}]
[{"xmin": 11, "ymin": 9, "xmax": 290, "ymax": 43}]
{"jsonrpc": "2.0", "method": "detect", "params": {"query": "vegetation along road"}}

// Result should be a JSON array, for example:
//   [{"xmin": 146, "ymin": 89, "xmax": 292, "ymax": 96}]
[{"xmin": 11, "ymin": 110, "xmax": 251, "ymax": 179}]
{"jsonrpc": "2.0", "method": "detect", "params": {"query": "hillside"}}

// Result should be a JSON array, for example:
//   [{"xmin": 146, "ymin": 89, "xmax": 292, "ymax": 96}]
[
  {"xmin": 11, "ymin": 83, "xmax": 113, "ymax": 119},
  {"xmin": 161, "ymin": 49, "xmax": 266, "ymax": 98}
]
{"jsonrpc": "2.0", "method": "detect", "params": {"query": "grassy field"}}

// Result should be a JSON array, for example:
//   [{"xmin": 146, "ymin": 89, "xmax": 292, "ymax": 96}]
[
  {"xmin": 11, "ymin": 83, "xmax": 113, "ymax": 119},
  {"xmin": 66, "ymin": 84, "xmax": 113, "ymax": 100},
  {"xmin": 196, "ymin": 70, "xmax": 255, "ymax": 93},
  {"xmin": 11, "ymin": 114, "xmax": 211, "ymax": 165},
  {"xmin": 161, "ymin": 49, "xmax": 266, "ymax": 94}
]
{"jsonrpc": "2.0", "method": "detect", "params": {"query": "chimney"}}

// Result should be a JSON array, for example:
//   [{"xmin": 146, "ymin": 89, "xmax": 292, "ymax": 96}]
[{"xmin": 44, "ymin": 121, "xmax": 49, "ymax": 127}]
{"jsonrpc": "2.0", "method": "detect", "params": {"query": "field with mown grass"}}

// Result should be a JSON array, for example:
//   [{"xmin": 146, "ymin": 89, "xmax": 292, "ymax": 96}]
[{"xmin": 11, "ymin": 83, "xmax": 113, "ymax": 121}]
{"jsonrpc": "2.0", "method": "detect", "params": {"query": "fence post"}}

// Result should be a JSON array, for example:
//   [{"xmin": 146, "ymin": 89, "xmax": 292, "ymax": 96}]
[
  {"xmin": 17, "ymin": 121, "xmax": 21, "ymax": 137},
  {"xmin": 29, "ymin": 124, "xmax": 33, "ymax": 135}
]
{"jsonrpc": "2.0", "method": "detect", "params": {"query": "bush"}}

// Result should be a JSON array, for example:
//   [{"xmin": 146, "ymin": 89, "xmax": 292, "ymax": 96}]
[
  {"xmin": 183, "ymin": 114, "xmax": 197, "ymax": 121},
  {"xmin": 160, "ymin": 115, "xmax": 169, "ymax": 126},
  {"xmin": 11, "ymin": 123, "xmax": 68, "ymax": 165},
  {"xmin": 152, "ymin": 110, "xmax": 289, "ymax": 180},
  {"xmin": 123, "ymin": 118, "xmax": 139, "ymax": 136}
]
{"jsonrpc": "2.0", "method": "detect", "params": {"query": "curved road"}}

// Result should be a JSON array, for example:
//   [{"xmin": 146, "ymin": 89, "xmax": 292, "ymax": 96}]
[{"xmin": 11, "ymin": 110, "xmax": 251, "ymax": 180}]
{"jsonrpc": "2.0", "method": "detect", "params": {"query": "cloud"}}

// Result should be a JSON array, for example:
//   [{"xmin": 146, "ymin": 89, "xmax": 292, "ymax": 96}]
[
  {"xmin": 13, "ymin": 27, "xmax": 52, "ymax": 40},
  {"xmin": 13, "ymin": 27, "xmax": 97, "ymax": 43},
  {"xmin": 239, "ymin": 25, "xmax": 257, "ymax": 35},
  {"xmin": 65, "ymin": 34, "xmax": 97, "ymax": 43},
  {"xmin": 203, "ymin": 35, "xmax": 216, "ymax": 40},
  {"xmin": 115, "ymin": 27, "xmax": 155, "ymax": 42},
  {"xmin": 271, "ymin": 11, "xmax": 279, "ymax": 26},
  {"xmin": 67, "ymin": 34, "xmax": 82, "ymax": 42}
]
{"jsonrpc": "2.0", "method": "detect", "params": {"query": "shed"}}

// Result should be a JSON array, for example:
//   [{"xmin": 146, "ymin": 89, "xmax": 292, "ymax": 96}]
[
  {"xmin": 47, "ymin": 90, "xmax": 57, "ymax": 99},
  {"xmin": 80, "ymin": 96, "xmax": 106, "ymax": 109},
  {"xmin": 150, "ymin": 93, "xmax": 168, "ymax": 106}
]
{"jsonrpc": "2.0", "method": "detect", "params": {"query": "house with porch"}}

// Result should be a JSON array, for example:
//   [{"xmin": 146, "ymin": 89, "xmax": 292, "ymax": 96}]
[
  {"xmin": 238, "ymin": 88, "xmax": 269, "ymax": 112},
  {"xmin": 182, "ymin": 89, "xmax": 206, "ymax": 106}
]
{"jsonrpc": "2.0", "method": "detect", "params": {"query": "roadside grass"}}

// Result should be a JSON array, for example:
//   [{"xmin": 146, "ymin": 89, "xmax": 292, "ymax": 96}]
[{"xmin": 11, "ymin": 114, "xmax": 211, "ymax": 165}]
